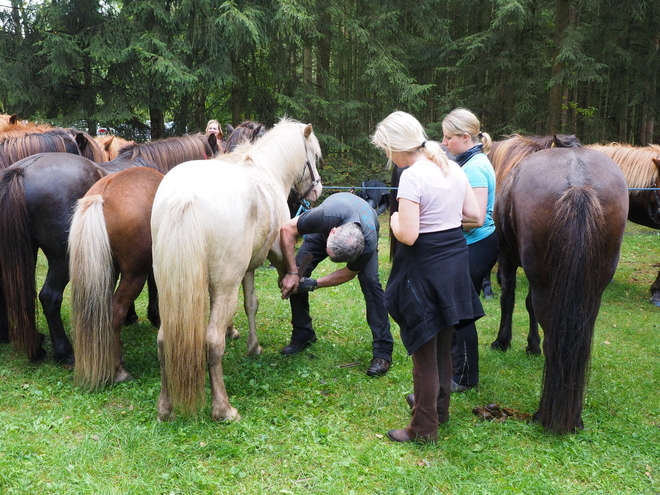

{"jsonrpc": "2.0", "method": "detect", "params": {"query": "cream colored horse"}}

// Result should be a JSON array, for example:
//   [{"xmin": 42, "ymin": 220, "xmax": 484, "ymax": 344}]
[{"xmin": 151, "ymin": 118, "xmax": 322, "ymax": 421}]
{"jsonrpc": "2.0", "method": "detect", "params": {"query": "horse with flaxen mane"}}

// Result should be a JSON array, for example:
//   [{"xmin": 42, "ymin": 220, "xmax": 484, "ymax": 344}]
[
  {"xmin": 68, "ymin": 123, "xmax": 264, "ymax": 391},
  {"xmin": 94, "ymin": 135, "xmax": 136, "ymax": 161},
  {"xmin": 586, "ymin": 143, "xmax": 660, "ymax": 305},
  {"xmin": 151, "ymin": 118, "xmax": 322, "ymax": 421},
  {"xmin": 0, "ymin": 133, "xmax": 219, "ymax": 364},
  {"xmin": 494, "ymin": 144, "xmax": 628, "ymax": 433}
]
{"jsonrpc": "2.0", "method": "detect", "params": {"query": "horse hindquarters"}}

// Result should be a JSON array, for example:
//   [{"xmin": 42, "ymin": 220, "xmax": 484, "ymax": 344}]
[
  {"xmin": 0, "ymin": 168, "xmax": 43, "ymax": 361},
  {"xmin": 69, "ymin": 195, "xmax": 115, "ymax": 389}
]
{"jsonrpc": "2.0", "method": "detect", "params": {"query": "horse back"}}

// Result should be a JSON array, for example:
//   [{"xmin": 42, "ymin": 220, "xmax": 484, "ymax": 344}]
[{"xmin": 14, "ymin": 153, "xmax": 106, "ymax": 253}]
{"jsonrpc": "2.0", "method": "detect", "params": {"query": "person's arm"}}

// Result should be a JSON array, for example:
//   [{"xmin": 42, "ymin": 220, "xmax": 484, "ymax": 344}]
[
  {"xmin": 280, "ymin": 217, "xmax": 301, "ymax": 299},
  {"xmin": 390, "ymin": 198, "xmax": 420, "ymax": 246},
  {"xmin": 462, "ymin": 186, "xmax": 487, "ymax": 231},
  {"xmin": 316, "ymin": 266, "xmax": 359, "ymax": 287},
  {"xmin": 461, "ymin": 182, "xmax": 481, "ymax": 227}
]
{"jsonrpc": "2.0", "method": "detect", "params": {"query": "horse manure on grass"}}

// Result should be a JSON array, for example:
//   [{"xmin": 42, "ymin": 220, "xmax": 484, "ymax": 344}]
[{"xmin": 472, "ymin": 403, "xmax": 531, "ymax": 423}]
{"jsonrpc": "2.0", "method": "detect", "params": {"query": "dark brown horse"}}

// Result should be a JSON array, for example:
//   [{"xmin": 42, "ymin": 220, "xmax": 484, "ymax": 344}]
[
  {"xmin": 587, "ymin": 143, "xmax": 660, "ymax": 305},
  {"xmin": 0, "ymin": 134, "xmax": 218, "ymax": 364},
  {"xmin": 493, "ymin": 146, "xmax": 628, "ymax": 433}
]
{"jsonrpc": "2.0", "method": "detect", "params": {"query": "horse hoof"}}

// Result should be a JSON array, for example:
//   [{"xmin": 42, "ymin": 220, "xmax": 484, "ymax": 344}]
[
  {"xmin": 525, "ymin": 347, "xmax": 542, "ymax": 356},
  {"xmin": 227, "ymin": 325, "xmax": 241, "ymax": 340},
  {"xmin": 157, "ymin": 411, "xmax": 174, "ymax": 422},
  {"xmin": 212, "ymin": 407, "xmax": 240, "ymax": 422},
  {"xmin": 490, "ymin": 341, "xmax": 510, "ymax": 352},
  {"xmin": 247, "ymin": 345, "xmax": 263, "ymax": 356},
  {"xmin": 114, "ymin": 370, "xmax": 134, "ymax": 383},
  {"xmin": 649, "ymin": 296, "xmax": 660, "ymax": 307}
]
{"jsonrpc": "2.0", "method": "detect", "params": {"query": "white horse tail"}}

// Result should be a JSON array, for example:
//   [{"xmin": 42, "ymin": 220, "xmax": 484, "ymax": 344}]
[
  {"xmin": 69, "ymin": 195, "xmax": 114, "ymax": 390},
  {"xmin": 153, "ymin": 194, "xmax": 209, "ymax": 416}
]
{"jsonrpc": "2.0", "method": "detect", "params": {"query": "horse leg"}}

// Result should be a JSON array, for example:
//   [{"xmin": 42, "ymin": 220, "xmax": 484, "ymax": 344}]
[
  {"xmin": 38, "ymin": 257, "xmax": 73, "ymax": 363},
  {"xmin": 242, "ymin": 270, "xmax": 262, "ymax": 355},
  {"xmin": 156, "ymin": 326, "xmax": 173, "ymax": 421},
  {"xmin": 649, "ymin": 269, "xmax": 660, "ymax": 307},
  {"xmin": 525, "ymin": 290, "xmax": 542, "ymax": 355},
  {"xmin": 491, "ymin": 257, "xmax": 517, "ymax": 351},
  {"xmin": 208, "ymin": 292, "xmax": 240, "ymax": 422},
  {"xmin": 146, "ymin": 272, "xmax": 160, "ymax": 328},
  {"xmin": 123, "ymin": 303, "xmax": 139, "ymax": 326},
  {"xmin": 111, "ymin": 273, "xmax": 150, "ymax": 383}
]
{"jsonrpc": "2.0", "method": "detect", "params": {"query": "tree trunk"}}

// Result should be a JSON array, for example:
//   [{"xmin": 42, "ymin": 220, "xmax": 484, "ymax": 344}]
[
  {"xmin": 150, "ymin": 108, "xmax": 165, "ymax": 140},
  {"xmin": 546, "ymin": 0, "xmax": 570, "ymax": 133},
  {"xmin": 231, "ymin": 57, "xmax": 243, "ymax": 126}
]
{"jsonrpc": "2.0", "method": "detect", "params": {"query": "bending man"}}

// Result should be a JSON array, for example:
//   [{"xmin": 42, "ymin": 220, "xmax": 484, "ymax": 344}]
[{"xmin": 280, "ymin": 192, "xmax": 393, "ymax": 376}]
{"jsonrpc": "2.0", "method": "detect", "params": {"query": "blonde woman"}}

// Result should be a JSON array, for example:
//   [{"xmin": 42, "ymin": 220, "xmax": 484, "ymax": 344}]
[
  {"xmin": 442, "ymin": 108, "xmax": 498, "ymax": 392},
  {"xmin": 372, "ymin": 111, "xmax": 483, "ymax": 443}
]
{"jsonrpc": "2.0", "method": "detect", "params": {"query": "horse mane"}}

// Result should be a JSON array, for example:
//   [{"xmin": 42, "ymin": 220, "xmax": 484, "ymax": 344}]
[
  {"xmin": 489, "ymin": 133, "xmax": 581, "ymax": 187},
  {"xmin": 116, "ymin": 134, "xmax": 213, "ymax": 173},
  {"xmin": 239, "ymin": 117, "xmax": 321, "ymax": 186},
  {"xmin": 586, "ymin": 143, "xmax": 660, "ymax": 193},
  {"xmin": 0, "ymin": 130, "xmax": 79, "ymax": 169},
  {"xmin": 225, "ymin": 121, "xmax": 267, "ymax": 153},
  {"xmin": 0, "ymin": 115, "xmax": 53, "ymax": 134}
]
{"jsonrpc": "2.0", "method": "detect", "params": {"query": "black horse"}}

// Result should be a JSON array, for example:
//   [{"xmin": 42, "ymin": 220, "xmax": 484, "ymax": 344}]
[{"xmin": 0, "ymin": 134, "xmax": 218, "ymax": 363}]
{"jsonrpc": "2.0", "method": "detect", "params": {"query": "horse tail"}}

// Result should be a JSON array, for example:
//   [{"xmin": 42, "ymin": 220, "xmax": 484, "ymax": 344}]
[
  {"xmin": 69, "ymin": 195, "xmax": 115, "ymax": 390},
  {"xmin": 0, "ymin": 168, "xmax": 42, "ymax": 360},
  {"xmin": 539, "ymin": 185, "xmax": 607, "ymax": 433},
  {"xmin": 152, "ymin": 194, "xmax": 209, "ymax": 416}
]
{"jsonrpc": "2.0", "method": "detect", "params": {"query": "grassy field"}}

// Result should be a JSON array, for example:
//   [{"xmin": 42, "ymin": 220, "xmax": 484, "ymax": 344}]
[{"xmin": 0, "ymin": 220, "xmax": 659, "ymax": 494}]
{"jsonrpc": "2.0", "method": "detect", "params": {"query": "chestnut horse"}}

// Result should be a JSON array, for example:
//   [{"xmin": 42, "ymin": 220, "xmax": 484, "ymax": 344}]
[
  {"xmin": 151, "ymin": 118, "xmax": 322, "ymax": 421},
  {"xmin": 0, "ymin": 134, "xmax": 218, "ymax": 364},
  {"xmin": 587, "ymin": 143, "xmax": 660, "ymax": 305},
  {"xmin": 494, "ymin": 146, "xmax": 628, "ymax": 433}
]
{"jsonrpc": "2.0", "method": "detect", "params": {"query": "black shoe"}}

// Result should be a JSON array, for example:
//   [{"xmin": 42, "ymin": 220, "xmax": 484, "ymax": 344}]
[
  {"xmin": 281, "ymin": 336, "xmax": 317, "ymax": 355},
  {"xmin": 451, "ymin": 380, "xmax": 477, "ymax": 393},
  {"xmin": 366, "ymin": 357, "xmax": 390, "ymax": 376}
]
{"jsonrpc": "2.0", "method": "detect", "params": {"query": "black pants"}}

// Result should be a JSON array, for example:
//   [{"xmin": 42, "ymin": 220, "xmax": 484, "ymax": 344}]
[
  {"xmin": 451, "ymin": 230, "xmax": 499, "ymax": 386},
  {"xmin": 288, "ymin": 232, "xmax": 393, "ymax": 361}
]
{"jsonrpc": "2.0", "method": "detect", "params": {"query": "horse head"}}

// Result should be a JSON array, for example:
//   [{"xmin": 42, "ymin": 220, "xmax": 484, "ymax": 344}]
[{"xmin": 295, "ymin": 123, "xmax": 323, "ymax": 202}]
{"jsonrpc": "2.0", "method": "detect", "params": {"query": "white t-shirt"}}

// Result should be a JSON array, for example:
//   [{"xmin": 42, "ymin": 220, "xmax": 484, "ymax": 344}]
[{"xmin": 397, "ymin": 159, "xmax": 468, "ymax": 233}]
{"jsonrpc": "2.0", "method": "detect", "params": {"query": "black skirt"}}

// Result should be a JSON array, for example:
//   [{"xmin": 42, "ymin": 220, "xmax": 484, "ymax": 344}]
[{"xmin": 385, "ymin": 227, "xmax": 484, "ymax": 354}]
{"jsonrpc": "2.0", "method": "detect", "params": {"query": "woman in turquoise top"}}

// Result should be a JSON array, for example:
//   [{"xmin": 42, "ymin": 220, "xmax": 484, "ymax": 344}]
[{"xmin": 442, "ymin": 108, "xmax": 499, "ymax": 391}]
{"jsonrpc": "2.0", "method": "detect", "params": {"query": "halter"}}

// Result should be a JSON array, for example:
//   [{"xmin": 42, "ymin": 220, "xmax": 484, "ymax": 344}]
[{"xmin": 296, "ymin": 136, "xmax": 321, "ymax": 201}]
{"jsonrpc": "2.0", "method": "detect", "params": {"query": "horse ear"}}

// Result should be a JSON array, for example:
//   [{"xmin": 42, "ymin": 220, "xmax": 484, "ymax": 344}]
[
  {"xmin": 9, "ymin": 114, "xmax": 17, "ymax": 125},
  {"xmin": 104, "ymin": 136, "xmax": 115, "ymax": 149},
  {"xmin": 304, "ymin": 124, "xmax": 313, "ymax": 139},
  {"xmin": 226, "ymin": 124, "xmax": 234, "ymax": 134},
  {"xmin": 653, "ymin": 158, "xmax": 660, "ymax": 172}
]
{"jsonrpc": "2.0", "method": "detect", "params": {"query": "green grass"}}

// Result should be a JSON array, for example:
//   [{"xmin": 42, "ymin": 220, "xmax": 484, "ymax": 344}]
[{"xmin": 1, "ymin": 220, "xmax": 659, "ymax": 494}]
